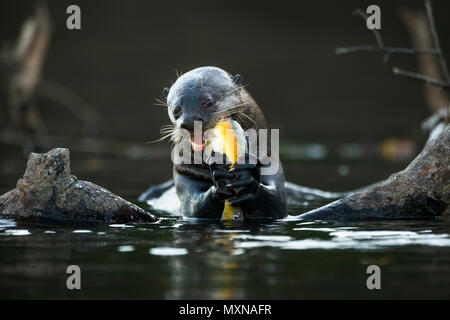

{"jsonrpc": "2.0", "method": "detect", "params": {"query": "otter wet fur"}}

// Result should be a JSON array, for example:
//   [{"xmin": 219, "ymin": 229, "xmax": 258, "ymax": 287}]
[{"xmin": 157, "ymin": 66, "xmax": 287, "ymax": 220}]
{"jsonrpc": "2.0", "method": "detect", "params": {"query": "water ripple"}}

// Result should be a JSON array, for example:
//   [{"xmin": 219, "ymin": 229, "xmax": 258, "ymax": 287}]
[{"xmin": 232, "ymin": 229, "xmax": 450, "ymax": 250}]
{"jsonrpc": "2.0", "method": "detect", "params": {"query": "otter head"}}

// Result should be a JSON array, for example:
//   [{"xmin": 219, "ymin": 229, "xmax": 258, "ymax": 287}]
[{"xmin": 163, "ymin": 66, "xmax": 257, "ymax": 151}]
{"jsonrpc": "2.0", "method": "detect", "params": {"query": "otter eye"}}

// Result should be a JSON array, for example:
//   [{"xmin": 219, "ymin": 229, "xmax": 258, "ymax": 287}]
[
  {"xmin": 202, "ymin": 99, "xmax": 215, "ymax": 108},
  {"xmin": 173, "ymin": 105, "xmax": 182, "ymax": 119}
]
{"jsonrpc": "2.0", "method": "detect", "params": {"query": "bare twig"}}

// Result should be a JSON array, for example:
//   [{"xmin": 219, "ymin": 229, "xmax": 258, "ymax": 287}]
[
  {"xmin": 425, "ymin": 0, "xmax": 450, "ymax": 84},
  {"xmin": 353, "ymin": 9, "xmax": 385, "ymax": 57},
  {"xmin": 392, "ymin": 67, "xmax": 450, "ymax": 90},
  {"xmin": 355, "ymin": 8, "xmax": 388, "ymax": 62},
  {"xmin": 393, "ymin": 1, "xmax": 450, "ymax": 92},
  {"xmin": 391, "ymin": 1, "xmax": 450, "ymax": 93},
  {"xmin": 335, "ymin": 46, "xmax": 438, "ymax": 56},
  {"xmin": 335, "ymin": 8, "xmax": 438, "ymax": 62},
  {"xmin": 337, "ymin": 1, "xmax": 450, "ymax": 94}
]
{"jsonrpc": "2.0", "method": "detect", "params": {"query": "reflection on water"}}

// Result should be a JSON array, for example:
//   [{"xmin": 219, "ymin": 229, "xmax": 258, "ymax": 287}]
[
  {"xmin": 1, "ymin": 208, "xmax": 450, "ymax": 299},
  {"xmin": 150, "ymin": 247, "xmax": 188, "ymax": 256},
  {"xmin": 233, "ymin": 227, "xmax": 450, "ymax": 250}
]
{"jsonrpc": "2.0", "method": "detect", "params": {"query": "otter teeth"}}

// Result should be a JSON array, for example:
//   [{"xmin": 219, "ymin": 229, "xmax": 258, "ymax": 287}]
[{"xmin": 191, "ymin": 135, "xmax": 205, "ymax": 151}]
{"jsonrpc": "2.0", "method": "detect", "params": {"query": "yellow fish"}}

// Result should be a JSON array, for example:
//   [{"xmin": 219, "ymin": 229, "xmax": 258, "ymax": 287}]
[{"xmin": 206, "ymin": 119, "xmax": 246, "ymax": 222}]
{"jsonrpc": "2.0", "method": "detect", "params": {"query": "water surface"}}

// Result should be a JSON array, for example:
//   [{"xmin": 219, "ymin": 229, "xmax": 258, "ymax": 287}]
[{"xmin": 1, "ymin": 158, "xmax": 449, "ymax": 299}]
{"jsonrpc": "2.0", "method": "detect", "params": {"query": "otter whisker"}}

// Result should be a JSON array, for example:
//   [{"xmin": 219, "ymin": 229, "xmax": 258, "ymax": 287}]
[
  {"xmin": 146, "ymin": 132, "xmax": 173, "ymax": 144},
  {"xmin": 212, "ymin": 102, "xmax": 248, "ymax": 121},
  {"xmin": 234, "ymin": 113, "xmax": 257, "ymax": 128},
  {"xmin": 210, "ymin": 101, "xmax": 258, "ymax": 129},
  {"xmin": 160, "ymin": 125, "xmax": 175, "ymax": 135},
  {"xmin": 223, "ymin": 101, "xmax": 248, "ymax": 110},
  {"xmin": 238, "ymin": 111, "xmax": 257, "ymax": 126},
  {"xmin": 168, "ymin": 128, "xmax": 184, "ymax": 147},
  {"xmin": 155, "ymin": 98, "xmax": 168, "ymax": 107},
  {"xmin": 226, "ymin": 83, "xmax": 250, "ymax": 95},
  {"xmin": 160, "ymin": 124, "xmax": 175, "ymax": 129},
  {"xmin": 159, "ymin": 130, "xmax": 174, "ymax": 137},
  {"xmin": 175, "ymin": 68, "xmax": 183, "ymax": 79},
  {"xmin": 145, "ymin": 123, "xmax": 179, "ymax": 145},
  {"xmin": 214, "ymin": 102, "xmax": 246, "ymax": 114}
]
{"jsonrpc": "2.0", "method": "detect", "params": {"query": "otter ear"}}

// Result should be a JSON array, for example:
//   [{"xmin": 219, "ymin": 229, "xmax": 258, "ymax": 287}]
[
  {"xmin": 232, "ymin": 74, "xmax": 243, "ymax": 85},
  {"xmin": 163, "ymin": 87, "xmax": 170, "ymax": 99}
]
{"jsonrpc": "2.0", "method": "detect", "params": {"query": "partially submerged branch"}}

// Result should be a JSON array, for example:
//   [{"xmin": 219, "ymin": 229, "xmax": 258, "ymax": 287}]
[
  {"xmin": 300, "ymin": 124, "xmax": 449, "ymax": 221},
  {"xmin": 316, "ymin": 0, "xmax": 450, "ymax": 221}
]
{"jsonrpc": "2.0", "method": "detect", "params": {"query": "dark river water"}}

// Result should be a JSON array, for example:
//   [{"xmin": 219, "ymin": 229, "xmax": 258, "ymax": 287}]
[{"xmin": 1, "ymin": 144, "xmax": 450, "ymax": 299}]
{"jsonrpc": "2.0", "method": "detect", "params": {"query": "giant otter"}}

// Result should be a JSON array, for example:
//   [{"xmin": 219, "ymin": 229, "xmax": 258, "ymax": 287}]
[{"xmin": 152, "ymin": 66, "xmax": 288, "ymax": 220}]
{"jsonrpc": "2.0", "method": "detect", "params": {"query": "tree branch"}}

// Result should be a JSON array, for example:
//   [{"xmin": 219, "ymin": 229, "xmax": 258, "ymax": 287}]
[
  {"xmin": 335, "ymin": 8, "xmax": 438, "ymax": 62},
  {"xmin": 336, "ymin": 1, "xmax": 450, "ymax": 92},
  {"xmin": 392, "ymin": 67, "xmax": 450, "ymax": 90},
  {"xmin": 425, "ymin": 0, "xmax": 450, "ymax": 84},
  {"xmin": 335, "ymin": 46, "xmax": 438, "ymax": 56}
]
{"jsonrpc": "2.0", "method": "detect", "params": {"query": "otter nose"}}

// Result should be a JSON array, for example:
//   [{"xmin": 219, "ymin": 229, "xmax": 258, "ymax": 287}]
[{"xmin": 180, "ymin": 115, "xmax": 204, "ymax": 131}]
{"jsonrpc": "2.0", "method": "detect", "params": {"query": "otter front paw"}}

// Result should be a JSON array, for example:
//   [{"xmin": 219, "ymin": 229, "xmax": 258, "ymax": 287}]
[
  {"xmin": 226, "ymin": 163, "xmax": 260, "ymax": 205},
  {"xmin": 210, "ymin": 161, "xmax": 260, "ymax": 206},
  {"xmin": 210, "ymin": 163, "xmax": 234, "ymax": 200}
]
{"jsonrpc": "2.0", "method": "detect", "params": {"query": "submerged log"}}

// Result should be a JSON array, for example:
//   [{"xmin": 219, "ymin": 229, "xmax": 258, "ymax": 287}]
[
  {"xmin": 0, "ymin": 148, "xmax": 158, "ymax": 224},
  {"xmin": 300, "ymin": 124, "xmax": 449, "ymax": 221}
]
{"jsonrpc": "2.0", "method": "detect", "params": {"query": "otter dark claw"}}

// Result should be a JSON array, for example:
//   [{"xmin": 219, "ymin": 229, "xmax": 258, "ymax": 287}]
[
  {"xmin": 229, "ymin": 163, "xmax": 258, "ymax": 172},
  {"xmin": 228, "ymin": 193, "xmax": 253, "ymax": 206},
  {"xmin": 226, "ymin": 176, "xmax": 255, "ymax": 189},
  {"xmin": 212, "ymin": 168, "xmax": 234, "ymax": 180},
  {"xmin": 215, "ymin": 187, "xmax": 234, "ymax": 200}
]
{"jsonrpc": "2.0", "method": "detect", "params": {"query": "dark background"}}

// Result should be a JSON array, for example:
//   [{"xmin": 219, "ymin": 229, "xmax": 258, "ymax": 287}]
[{"xmin": 1, "ymin": 0, "xmax": 449, "ymax": 196}]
